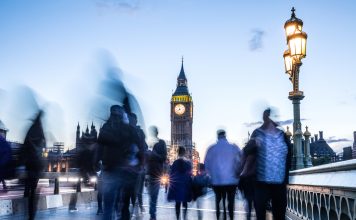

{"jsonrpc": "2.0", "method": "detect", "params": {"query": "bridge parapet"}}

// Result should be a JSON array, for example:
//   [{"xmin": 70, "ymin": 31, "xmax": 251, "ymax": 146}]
[{"xmin": 287, "ymin": 159, "xmax": 356, "ymax": 220}]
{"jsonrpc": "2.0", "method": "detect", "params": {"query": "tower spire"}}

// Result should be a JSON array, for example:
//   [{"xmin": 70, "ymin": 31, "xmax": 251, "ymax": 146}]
[{"xmin": 177, "ymin": 57, "xmax": 187, "ymax": 86}]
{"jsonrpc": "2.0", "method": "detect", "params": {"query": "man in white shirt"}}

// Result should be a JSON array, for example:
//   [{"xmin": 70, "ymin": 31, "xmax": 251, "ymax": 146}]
[{"xmin": 204, "ymin": 129, "xmax": 242, "ymax": 220}]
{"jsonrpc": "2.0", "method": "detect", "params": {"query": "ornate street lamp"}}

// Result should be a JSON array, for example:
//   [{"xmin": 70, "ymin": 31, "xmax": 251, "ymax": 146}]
[{"xmin": 283, "ymin": 7, "xmax": 312, "ymax": 169}]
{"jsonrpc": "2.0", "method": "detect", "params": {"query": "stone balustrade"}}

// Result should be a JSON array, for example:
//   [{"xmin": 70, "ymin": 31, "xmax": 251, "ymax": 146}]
[{"xmin": 287, "ymin": 159, "xmax": 356, "ymax": 220}]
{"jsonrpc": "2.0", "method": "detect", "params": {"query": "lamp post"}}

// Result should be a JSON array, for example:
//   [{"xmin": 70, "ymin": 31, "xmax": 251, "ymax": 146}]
[{"xmin": 283, "ymin": 7, "xmax": 312, "ymax": 169}]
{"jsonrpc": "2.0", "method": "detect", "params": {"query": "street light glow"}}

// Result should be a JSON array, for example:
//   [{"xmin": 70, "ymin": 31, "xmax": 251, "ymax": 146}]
[
  {"xmin": 283, "ymin": 49, "xmax": 293, "ymax": 75},
  {"xmin": 287, "ymin": 32, "xmax": 307, "ymax": 60}
]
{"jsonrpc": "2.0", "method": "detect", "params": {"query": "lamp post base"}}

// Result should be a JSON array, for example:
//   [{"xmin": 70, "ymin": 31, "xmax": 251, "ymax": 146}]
[
  {"xmin": 292, "ymin": 156, "xmax": 305, "ymax": 170},
  {"xmin": 289, "ymin": 92, "xmax": 305, "ymax": 170}
]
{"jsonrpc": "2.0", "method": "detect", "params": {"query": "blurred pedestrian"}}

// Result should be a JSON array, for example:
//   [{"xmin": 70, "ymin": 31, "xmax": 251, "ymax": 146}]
[
  {"xmin": 245, "ymin": 108, "xmax": 292, "ymax": 220},
  {"xmin": 205, "ymin": 129, "xmax": 242, "ymax": 220},
  {"xmin": 20, "ymin": 111, "xmax": 46, "ymax": 220},
  {"xmin": 146, "ymin": 126, "xmax": 167, "ymax": 220},
  {"xmin": 167, "ymin": 146, "xmax": 192, "ymax": 220},
  {"xmin": 96, "ymin": 160, "xmax": 104, "ymax": 215},
  {"xmin": 0, "ymin": 129, "xmax": 13, "ymax": 192},
  {"xmin": 192, "ymin": 163, "xmax": 210, "ymax": 220},
  {"xmin": 128, "ymin": 112, "xmax": 148, "ymax": 215},
  {"xmin": 239, "ymin": 140, "xmax": 257, "ymax": 220},
  {"xmin": 97, "ymin": 105, "xmax": 140, "ymax": 220},
  {"xmin": 162, "ymin": 160, "xmax": 170, "ymax": 193},
  {"xmin": 69, "ymin": 142, "xmax": 98, "ymax": 212}
]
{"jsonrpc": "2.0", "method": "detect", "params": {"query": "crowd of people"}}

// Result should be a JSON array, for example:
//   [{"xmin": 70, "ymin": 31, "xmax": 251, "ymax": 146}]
[
  {"xmin": 0, "ymin": 104, "xmax": 292, "ymax": 220},
  {"xmin": 86, "ymin": 105, "xmax": 291, "ymax": 220},
  {"xmin": 93, "ymin": 105, "xmax": 292, "ymax": 220}
]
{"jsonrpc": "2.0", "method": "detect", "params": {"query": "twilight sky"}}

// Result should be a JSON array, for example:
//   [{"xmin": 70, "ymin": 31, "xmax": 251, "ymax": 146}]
[{"xmin": 1, "ymin": 0, "xmax": 355, "ymax": 156}]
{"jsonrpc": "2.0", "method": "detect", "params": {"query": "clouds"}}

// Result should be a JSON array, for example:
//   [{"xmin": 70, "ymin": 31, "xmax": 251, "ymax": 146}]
[
  {"xmin": 96, "ymin": 0, "xmax": 141, "ymax": 12},
  {"xmin": 249, "ymin": 29, "xmax": 265, "ymax": 51},
  {"xmin": 325, "ymin": 136, "xmax": 351, "ymax": 143}
]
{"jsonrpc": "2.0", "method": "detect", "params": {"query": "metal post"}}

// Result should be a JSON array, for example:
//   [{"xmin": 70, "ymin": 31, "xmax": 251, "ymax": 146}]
[
  {"xmin": 76, "ymin": 179, "xmax": 81, "ymax": 192},
  {"xmin": 54, "ymin": 178, "xmax": 59, "ymax": 194},
  {"xmin": 289, "ymin": 94, "xmax": 305, "ymax": 170}
]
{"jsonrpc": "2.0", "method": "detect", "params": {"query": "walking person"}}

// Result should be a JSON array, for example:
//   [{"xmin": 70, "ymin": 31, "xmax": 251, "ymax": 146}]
[
  {"xmin": 205, "ymin": 129, "xmax": 242, "ymax": 220},
  {"xmin": 245, "ymin": 108, "xmax": 292, "ymax": 220},
  {"xmin": 97, "ymin": 105, "xmax": 140, "ymax": 220},
  {"xmin": 20, "ymin": 111, "xmax": 46, "ymax": 220},
  {"xmin": 96, "ymin": 160, "xmax": 104, "ymax": 215},
  {"xmin": 192, "ymin": 163, "xmax": 210, "ymax": 220},
  {"xmin": 128, "ymin": 112, "xmax": 148, "ymax": 215},
  {"xmin": 146, "ymin": 126, "xmax": 167, "ymax": 220},
  {"xmin": 0, "ymin": 127, "xmax": 12, "ymax": 192},
  {"xmin": 239, "ymin": 140, "xmax": 257, "ymax": 220},
  {"xmin": 167, "ymin": 146, "xmax": 193, "ymax": 220}
]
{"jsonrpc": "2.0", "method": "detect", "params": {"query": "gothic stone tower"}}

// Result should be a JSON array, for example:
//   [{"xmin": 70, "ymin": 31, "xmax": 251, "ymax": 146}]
[{"xmin": 170, "ymin": 60, "xmax": 193, "ymax": 162}]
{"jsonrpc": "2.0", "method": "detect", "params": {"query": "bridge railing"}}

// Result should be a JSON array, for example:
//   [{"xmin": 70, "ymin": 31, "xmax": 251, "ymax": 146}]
[{"xmin": 287, "ymin": 159, "xmax": 356, "ymax": 220}]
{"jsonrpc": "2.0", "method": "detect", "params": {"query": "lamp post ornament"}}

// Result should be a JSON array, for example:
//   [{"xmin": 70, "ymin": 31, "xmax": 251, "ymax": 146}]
[{"xmin": 283, "ymin": 7, "xmax": 312, "ymax": 169}]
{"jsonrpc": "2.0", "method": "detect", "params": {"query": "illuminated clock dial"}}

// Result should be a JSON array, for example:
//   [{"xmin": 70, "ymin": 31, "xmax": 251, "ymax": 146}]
[{"xmin": 174, "ymin": 104, "xmax": 185, "ymax": 115}]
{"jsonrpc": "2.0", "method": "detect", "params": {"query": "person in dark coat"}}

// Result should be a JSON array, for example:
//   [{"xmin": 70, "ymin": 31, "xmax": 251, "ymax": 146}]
[
  {"xmin": 239, "ymin": 140, "xmax": 257, "ymax": 220},
  {"xmin": 20, "ymin": 111, "xmax": 46, "ymax": 220},
  {"xmin": 97, "ymin": 105, "xmax": 140, "ymax": 220},
  {"xmin": 168, "ymin": 146, "xmax": 193, "ymax": 220},
  {"xmin": 146, "ymin": 126, "xmax": 167, "ymax": 220},
  {"xmin": 128, "ymin": 112, "xmax": 148, "ymax": 214},
  {"xmin": 0, "ymin": 132, "xmax": 12, "ymax": 192}
]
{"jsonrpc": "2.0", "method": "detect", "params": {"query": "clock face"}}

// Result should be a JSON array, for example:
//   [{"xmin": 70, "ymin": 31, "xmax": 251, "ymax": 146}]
[{"xmin": 174, "ymin": 104, "xmax": 185, "ymax": 115}]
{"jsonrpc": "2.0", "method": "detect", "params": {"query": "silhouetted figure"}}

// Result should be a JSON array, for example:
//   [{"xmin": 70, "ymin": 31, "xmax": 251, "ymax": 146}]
[
  {"xmin": 162, "ymin": 160, "xmax": 170, "ymax": 194},
  {"xmin": 128, "ymin": 112, "xmax": 148, "ymax": 215},
  {"xmin": 96, "ymin": 160, "xmax": 104, "ymax": 215},
  {"xmin": 192, "ymin": 163, "xmax": 210, "ymax": 220},
  {"xmin": 239, "ymin": 140, "xmax": 257, "ymax": 220},
  {"xmin": 98, "ymin": 105, "xmax": 140, "ymax": 220},
  {"xmin": 205, "ymin": 129, "xmax": 241, "ymax": 220},
  {"xmin": 146, "ymin": 126, "xmax": 167, "ymax": 220},
  {"xmin": 168, "ymin": 146, "xmax": 193, "ymax": 220},
  {"xmin": 245, "ymin": 108, "xmax": 292, "ymax": 220},
  {"xmin": 0, "ymin": 133, "xmax": 13, "ymax": 192},
  {"xmin": 68, "ymin": 141, "xmax": 98, "ymax": 212},
  {"xmin": 20, "ymin": 111, "xmax": 46, "ymax": 220}
]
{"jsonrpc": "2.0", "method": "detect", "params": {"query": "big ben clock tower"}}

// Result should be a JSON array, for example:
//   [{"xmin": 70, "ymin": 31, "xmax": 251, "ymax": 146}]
[{"xmin": 170, "ymin": 59, "xmax": 194, "ymax": 162}]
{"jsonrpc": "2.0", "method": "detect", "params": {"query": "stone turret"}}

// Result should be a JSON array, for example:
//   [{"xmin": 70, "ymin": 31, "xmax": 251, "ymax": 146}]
[
  {"xmin": 286, "ymin": 126, "xmax": 292, "ymax": 141},
  {"xmin": 90, "ymin": 122, "xmax": 98, "ymax": 138},
  {"xmin": 76, "ymin": 122, "xmax": 80, "ymax": 141},
  {"xmin": 352, "ymin": 131, "xmax": 356, "ymax": 159},
  {"xmin": 303, "ymin": 126, "xmax": 312, "ymax": 167},
  {"xmin": 319, "ymin": 131, "xmax": 324, "ymax": 140}
]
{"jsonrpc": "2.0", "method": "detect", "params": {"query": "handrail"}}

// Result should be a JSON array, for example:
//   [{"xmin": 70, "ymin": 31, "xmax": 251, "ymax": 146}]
[{"xmin": 289, "ymin": 159, "xmax": 356, "ymax": 175}]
